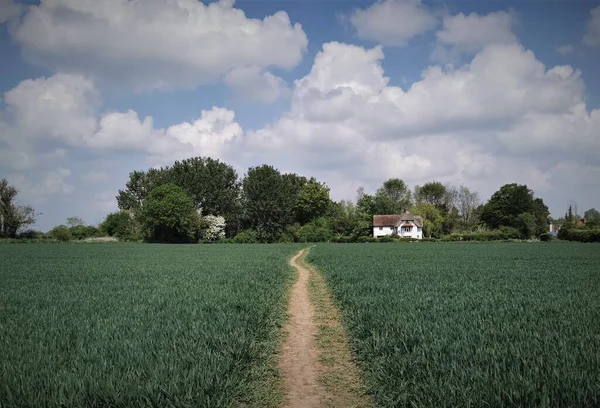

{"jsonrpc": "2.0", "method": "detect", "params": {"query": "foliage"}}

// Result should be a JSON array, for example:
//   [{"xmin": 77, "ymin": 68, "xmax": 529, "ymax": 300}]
[
  {"xmin": 558, "ymin": 227, "xmax": 600, "ymax": 242},
  {"xmin": 584, "ymin": 208, "xmax": 600, "ymax": 227},
  {"xmin": 295, "ymin": 178, "xmax": 331, "ymax": 224},
  {"xmin": 414, "ymin": 181, "xmax": 446, "ymax": 210},
  {"xmin": 481, "ymin": 183, "xmax": 549, "ymax": 236},
  {"xmin": 140, "ymin": 184, "xmax": 199, "ymax": 243},
  {"xmin": 69, "ymin": 225, "xmax": 101, "ymax": 240},
  {"xmin": 117, "ymin": 157, "xmax": 240, "ymax": 236},
  {"xmin": 66, "ymin": 217, "xmax": 85, "ymax": 228},
  {"xmin": 308, "ymin": 243, "xmax": 600, "ymax": 407},
  {"xmin": 372, "ymin": 178, "xmax": 412, "ymax": 215},
  {"xmin": 233, "ymin": 229, "xmax": 260, "ymax": 244},
  {"xmin": 241, "ymin": 165, "xmax": 307, "ymax": 242},
  {"xmin": 202, "ymin": 215, "xmax": 227, "ymax": 241},
  {"xmin": 0, "ymin": 178, "xmax": 37, "ymax": 238},
  {"xmin": 441, "ymin": 227, "xmax": 521, "ymax": 241},
  {"xmin": 412, "ymin": 202, "xmax": 444, "ymax": 238},
  {"xmin": 101, "ymin": 211, "xmax": 140, "ymax": 241},
  {"xmin": 48, "ymin": 225, "xmax": 72, "ymax": 241},
  {"xmin": 294, "ymin": 217, "xmax": 333, "ymax": 242},
  {"xmin": 456, "ymin": 185, "xmax": 481, "ymax": 228},
  {"xmin": 0, "ymin": 243, "xmax": 299, "ymax": 407}
]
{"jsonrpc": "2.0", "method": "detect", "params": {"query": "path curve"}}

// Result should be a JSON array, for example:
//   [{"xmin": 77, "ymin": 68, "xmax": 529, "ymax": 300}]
[{"xmin": 279, "ymin": 249, "xmax": 325, "ymax": 408}]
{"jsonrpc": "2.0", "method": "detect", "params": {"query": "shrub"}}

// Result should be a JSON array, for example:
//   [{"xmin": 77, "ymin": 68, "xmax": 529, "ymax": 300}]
[
  {"xmin": 101, "ymin": 211, "xmax": 140, "ymax": 241},
  {"xmin": 233, "ymin": 229, "xmax": 259, "ymax": 244},
  {"xmin": 295, "ymin": 218, "xmax": 333, "ymax": 243},
  {"xmin": 70, "ymin": 225, "xmax": 101, "ymax": 240},
  {"xmin": 558, "ymin": 227, "xmax": 600, "ymax": 243},
  {"xmin": 539, "ymin": 233, "xmax": 552, "ymax": 242},
  {"xmin": 140, "ymin": 184, "xmax": 199, "ymax": 243},
  {"xmin": 48, "ymin": 225, "xmax": 72, "ymax": 242}
]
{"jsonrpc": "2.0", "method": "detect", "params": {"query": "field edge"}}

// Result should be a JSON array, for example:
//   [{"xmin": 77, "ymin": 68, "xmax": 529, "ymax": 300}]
[{"xmin": 301, "ymin": 248, "xmax": 374, "ymax": 408}]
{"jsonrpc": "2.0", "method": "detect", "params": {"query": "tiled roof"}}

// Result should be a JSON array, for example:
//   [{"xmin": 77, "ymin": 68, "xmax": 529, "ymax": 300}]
[
  {"xmin": 373, "ymin": 215, "xmax": 402, "ymax": 227},
  {"xmin": 373, "ymin": 213, "xmax": 424, "ymax": 228}
]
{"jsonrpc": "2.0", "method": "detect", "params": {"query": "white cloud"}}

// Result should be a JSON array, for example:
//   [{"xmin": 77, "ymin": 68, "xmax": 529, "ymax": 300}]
[
  {"xmin": 0, "ymin": 0, "xmax": 22, "ymax": 24},
  {"xmin": 11, "ymin": 0, "xmax": 308, "ymax": 91},
  {"xmin": 1, "ymin": 73, "xmax": 243, "ymax": 171},
  {"xmin": 348, "ymin": 0, "xmax": 438, "ymax": 46},
  {"xmin": 584, "ymin": 6, "xmax": 600, "ymax": 46},
  {"xmin": 433, "ymin": 10, "xmax": 518, "ymax": 61},
  {"xmin": 224, "ymin": 66, "xmax": 290, "ymax": 103},
  {"xmin": 556, "ymin": 44, "xmax": 575, "ymax": 56},
  {"xmin": 4, "ymin": 74, "xmax": 99, "ymax": 144},
  {"xmin": 242, "ymin": 41, "xmax": 599, "ymax": 215},
  {"xmin": 19, "ymin": 168, "xmax": 74, "ymax": 197}
]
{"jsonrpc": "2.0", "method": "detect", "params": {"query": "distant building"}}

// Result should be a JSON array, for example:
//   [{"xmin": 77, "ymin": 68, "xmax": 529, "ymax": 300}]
[
  {"xmin": 549, "ymin": 223, "xmax": 560, "ymax": 237},
  {"xmin": 373, "ymin": 212, "xmax": 423, "ymax": 239}
]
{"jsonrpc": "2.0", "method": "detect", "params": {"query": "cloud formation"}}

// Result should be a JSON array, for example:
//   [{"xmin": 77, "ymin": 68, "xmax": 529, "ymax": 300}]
[
  {"xmin": 11, "ymin": 0, "xmax": 308, "ymax": 91},
  {"xmin": 584, "ymin": 6, "xmax": 600, "ymax": 46},
  {"xmin": 1, "ymin": 74, "xmax": 243, "ymax": 169},
  {"xmin": 224, "ymin": 66, "xmax": 291, "ymax": 103},
  {"xmin": 244, "ymin": 40, "xmax": 599, "ymax": 212},
  {"xmin": 348, "ymin": 0, "xmax": 438, "ymax": 46}
]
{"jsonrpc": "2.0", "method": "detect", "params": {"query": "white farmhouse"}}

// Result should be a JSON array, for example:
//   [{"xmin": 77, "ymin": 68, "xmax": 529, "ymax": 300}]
[{"xmin": 373, "ymin": 213, "xmax": 424, "ymax": 239}]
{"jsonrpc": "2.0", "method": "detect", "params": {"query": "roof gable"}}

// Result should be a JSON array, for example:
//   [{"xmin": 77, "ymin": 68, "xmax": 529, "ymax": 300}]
[
  {"xmin": 373, "ymin": 215, "xmax": 402, "ymax": 227},
  {"xmin": 373, "ymin": 213, "xmax": 424, "ymax": 228}
]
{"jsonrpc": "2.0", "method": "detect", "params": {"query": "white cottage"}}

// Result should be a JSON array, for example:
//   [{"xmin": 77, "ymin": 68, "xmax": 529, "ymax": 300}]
[{"xmin": 373, "ymin": 213, "xmax": 424, "ymax": 239}]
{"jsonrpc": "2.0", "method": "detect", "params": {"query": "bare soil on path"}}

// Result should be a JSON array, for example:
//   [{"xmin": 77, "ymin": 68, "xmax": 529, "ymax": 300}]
[
  {"xmin": 279, "ymin": 249, "xmax": 372, "ymax": 408},
  {"xmin": 279, "ymin": 249, "xmax": 325, "ymax": 408}
]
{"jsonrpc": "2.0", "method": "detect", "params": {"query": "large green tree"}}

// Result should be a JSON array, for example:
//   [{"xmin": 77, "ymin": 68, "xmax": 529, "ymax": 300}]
[
  {"xmin": 415, "ymin": 182, "xmax": 446, "ymax": 210},
  {"xmin": 373, "ymin": 178, "xmax": 412, "ymax": 214},
  {"xmin": 0, "ymin": 178, "xmax": 36, "ymax": 238},
  {"xmin": 140, "ymin": 184, "xmax": 199, "ymax": 243},
  {"xmin": 117, "ymin": 157, "xmax": 240, "ymax": 236},
  {"xmin": 295, "ymin": 178, "xmax": 331, "ymax": 224},
  {"xmin": 480, "ymin": 183, "xmax": 549, "ymax": 237},
  {"xmin": 242, "ymin": 165, "xmax": 295, "ymax": 241}
]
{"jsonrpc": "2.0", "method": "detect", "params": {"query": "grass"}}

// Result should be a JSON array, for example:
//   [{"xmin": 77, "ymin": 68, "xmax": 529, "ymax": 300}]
[
  {"xmin": 0, "ymin": 243, "xmax": 302, "ymax": 408},
  {"xmin": 300, "ymin": 250, "xmax": 373, "ymax": 408},
  {"xmin": 307, "ymin": 242, "xmax": 600, "ymax": 407}
]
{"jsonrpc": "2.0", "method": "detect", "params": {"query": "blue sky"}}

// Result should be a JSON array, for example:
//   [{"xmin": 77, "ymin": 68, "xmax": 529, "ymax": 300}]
[{"xmin": 1, "ymin": 0, "xmax": 599, "ymax": 231}]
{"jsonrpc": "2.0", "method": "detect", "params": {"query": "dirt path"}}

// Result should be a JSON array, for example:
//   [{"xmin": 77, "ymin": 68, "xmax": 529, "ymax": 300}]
[
  {"xmin": 279, "ymin": 249, "xmax": 325, "ymax": 408},
  {"xmin": 279, "ymin": 249, "xmax": 372, "ymax": 408}
]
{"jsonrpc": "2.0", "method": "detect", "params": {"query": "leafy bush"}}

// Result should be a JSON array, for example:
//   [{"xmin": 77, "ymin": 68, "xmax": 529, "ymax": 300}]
[
  {"xmin": 233, "ymin": 229, "xmax": 259, "ymax": 243},
  {"xmin": 70, "ymin": 225, "xmax": 101, "ymax": 240},
  {"xmin": 140, "ymin": 184, "xmax": 199, "ymax": 243},
  {"xmin": 16, "ymin": 230, "xmax": 44, "ymax": 240},
  {"xmin": 443, "ymin": 228, "xmax": 521, "ymax": 242},
  {"xmin": 539, "ymin": 233, "xmax": 552, "ymax": 242},
  {"xmin": 558, "ymin": 227, "xmax": 600, "ymax": 243},
  {"xmin": 101, "ymin": 211, "xmax": 141, "ymax": 241},
  {"xmin": 294, "ymin": 218, "xmax": 333, "ymax": 243},
  {"xmin": 48, "ymin": 225, "xmax": 72, "ymax": 242}
]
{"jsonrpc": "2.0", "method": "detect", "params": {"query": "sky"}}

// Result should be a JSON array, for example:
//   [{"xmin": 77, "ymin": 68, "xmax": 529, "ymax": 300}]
[{"xmin": 0, "ymin": 0, "xmax": 599, "ymax": 231}]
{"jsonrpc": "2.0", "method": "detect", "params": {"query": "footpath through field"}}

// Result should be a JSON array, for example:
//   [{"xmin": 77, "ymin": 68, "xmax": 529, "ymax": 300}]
[{"xmin": 279, "ymin": 248, "xmax": 371, "ymax": 408}]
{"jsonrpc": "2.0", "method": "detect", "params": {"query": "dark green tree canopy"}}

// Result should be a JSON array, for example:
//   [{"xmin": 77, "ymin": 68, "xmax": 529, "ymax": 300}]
[
  {"xmin": 415, "ymin": 182, "xmax": 446, "ymax": 209},
  {"xmin": 242, "ymin": 165, "xmax": 291, "ymax": 241},
  {"xmin": 373, "ymin": 178, "xmax": 412, "ymax": 214},
  {"xmin": 117, "ymin": 156, "xmax": 239, "ymax": 216},
  {"xmin": 140, "ymin": 184, "xmax": 199, "ymax": 243},
  {"xmin": 295, "ymin": 178, "xmax": 332, "ymax": 224},
  {"xmin": 481, "ymin": 183, "xmax": 549, "ymax": 236}
]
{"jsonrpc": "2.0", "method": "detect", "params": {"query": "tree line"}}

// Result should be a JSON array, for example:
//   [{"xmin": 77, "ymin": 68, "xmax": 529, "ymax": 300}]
[{"xmin": 1, "ymin": 156, "xmax": 599, "ymax": 242}]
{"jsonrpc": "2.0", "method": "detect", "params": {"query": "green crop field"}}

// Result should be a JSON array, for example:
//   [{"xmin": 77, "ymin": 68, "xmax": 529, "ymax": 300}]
[
  {"xmin": 0, "ymin": 243, "xmax": 301, "ymax": 408},
  {"xmin": 307, "ymin": 242, "xmax": 600, "ymax": 407}
]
